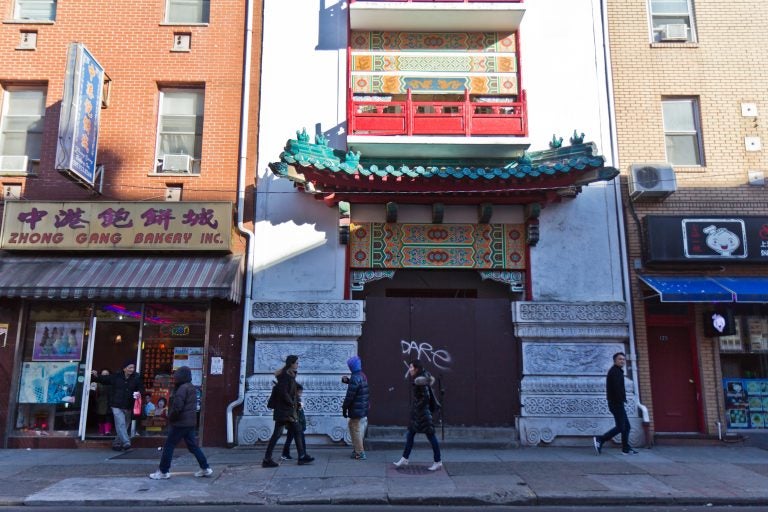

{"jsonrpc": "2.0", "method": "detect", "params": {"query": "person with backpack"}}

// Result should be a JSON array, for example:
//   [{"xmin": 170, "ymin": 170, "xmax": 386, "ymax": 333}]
[
  {"xmin": 342, "ymin": 355, "xmax": 369, "ymax": 460},
  {"xmin": 393, "ymin": 359, "xmax": 442, "ymax": 471},
  {"xmin": 262, "ymin": 355, "xmax": 314, "ymax": 467},
  {"xmin": 148, "ymin": 366, "xmax": 212, "ymax": 479}
]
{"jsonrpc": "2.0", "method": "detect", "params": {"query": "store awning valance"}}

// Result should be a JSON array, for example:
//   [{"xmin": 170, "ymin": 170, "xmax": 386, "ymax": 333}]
[
  {"xmin": 0, "ymin": 254, "xmax": 244, "ymax": 303},
  {"xmin": 638, "ymin": 275, "xmax": 768, "ymax": 303}
]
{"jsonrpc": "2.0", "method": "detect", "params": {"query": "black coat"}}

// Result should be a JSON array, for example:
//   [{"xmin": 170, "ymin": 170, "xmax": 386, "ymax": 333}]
[
  {"xmin": 606, "ymin": 364, "xmax": 626, "ymax": 405},
  {"xmin": 93, "ymin": 370, "xmax": 144, "ymax": 410},
  {"xmin": 272, "ymin": 367, "xmax": 298, "ymax": 423},
  {"xmin": 168, "ymin": 366, "xmax": 197, "ymax": 428},
  {"xmin": 408, "ymin": 371, "xmax": 436, "ymax": 435}
]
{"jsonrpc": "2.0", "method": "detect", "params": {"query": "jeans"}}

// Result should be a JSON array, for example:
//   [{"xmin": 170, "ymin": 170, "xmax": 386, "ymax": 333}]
[
  {"xmin": 348, "ymin": 417, "xmax": 366, "ymax": 454},
  {"xmin": 600, "ymin": 402, "xmax": 631, "ymax": 451},
  {"xmin": 159, "ymin": 426, "xmax": 209, "ymax": 474},
  {"xmin": 265, "ymin": 421, "xmax": 305, "ymax": 461},
  {"xmin": 402, "ymin": 429, "xmax": 441, "ymax": 462},
  {"xmin": 111, "ymin": 407, "xmax": 131, "ymax": 447}
]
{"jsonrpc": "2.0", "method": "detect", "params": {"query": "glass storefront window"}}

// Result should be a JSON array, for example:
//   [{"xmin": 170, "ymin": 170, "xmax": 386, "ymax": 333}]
[
  {"xmin": 138, "ymin": 304, "xmax": 207, "ymax": 437},
  {"xmin": 720, "ymin": 311, "xmax": 768, "ymax": 430},
  {"xmin": 14, "ymin": 303, "xmax": 90, "ymax": 436}
]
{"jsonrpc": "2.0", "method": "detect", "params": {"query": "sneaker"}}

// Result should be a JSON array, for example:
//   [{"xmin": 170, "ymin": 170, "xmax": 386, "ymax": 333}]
[
  {"xmin": 621, "ymin": 448, "xmax": 639, "ymax": 455},
  {"xmin": 122, "ymin": 444, "xmax": 132, "ymax": 451},
  {"xmin": 194, "ymin": 467, "xmax": 214, "ymax": 477},
  {"xmin": 262, "ymin": 459, "xmax": 279, "ymax": 468},
  {"xmin": 280, "ymin": 454, "xmax": 293, "ymax": 461},
  {"xmin": 393, "ymin": 457, "xmax": 409, "ymax": 468},
  {"xmin": 351, "ymin": 451, "xmax": 367, "ymax": 460},
  {"xmin": 427, "ymin": 461, "xmax": 443, "ymax": 472},
  {"xmin": 297, "ymin": 455, "xmax": 315, "ymax": 465},
  {"xmin": 148, "ymin": 470, "xmax": 170, "ymax": 480},
  {"xmin": 593, "ymin": 436, "xmax": 602, "ymax": 455}
]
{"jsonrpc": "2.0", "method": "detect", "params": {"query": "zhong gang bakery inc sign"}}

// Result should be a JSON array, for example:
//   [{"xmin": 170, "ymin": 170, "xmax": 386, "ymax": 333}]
[{"xmin": 0, "ymin": 201, "xmax": 232, "ymax": 251}]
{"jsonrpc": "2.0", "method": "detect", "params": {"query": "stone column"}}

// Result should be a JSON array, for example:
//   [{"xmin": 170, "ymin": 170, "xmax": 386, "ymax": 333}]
[
  {"xmin": 237, "ymin": 300, "xmax": 365, "ymax": 445},
  {"xmin": 512, "ymin": 301, "xmax": 644, "ymax": 447}
]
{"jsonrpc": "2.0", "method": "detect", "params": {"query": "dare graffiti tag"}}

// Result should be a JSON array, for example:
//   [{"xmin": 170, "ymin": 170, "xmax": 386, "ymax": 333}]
[{"xmin": 400, "ymin": 340, "xmax": 452, "ymax": 377}]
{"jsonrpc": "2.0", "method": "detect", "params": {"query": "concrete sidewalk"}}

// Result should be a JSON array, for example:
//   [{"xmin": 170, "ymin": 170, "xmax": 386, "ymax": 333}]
[{"xmin": 1, "ymin": 442, "xmax": 768, "ymax": 507}]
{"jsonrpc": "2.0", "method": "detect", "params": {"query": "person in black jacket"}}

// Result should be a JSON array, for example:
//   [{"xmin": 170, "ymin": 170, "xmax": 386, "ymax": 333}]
[
  {"xmin": 342, "ymin": 355, "xmax": 369, "ymax": 460},
  {"xmin": 262, "ymin": 355, "xmax": 314, "ymax": 467},
  {"xmin": 593, "ymin": 352, "xmax": 638, "ymax": 455},
  {"xmin": 149, "ymin": 366, "xmax": 212, "ymax": 479},
  {"xmin": 393, "ymin": 359, "xmax": 442, "ymax": 471},
  {"xmin": 91, "ymin": 360, "xmax": 144, "ymax": 451}
]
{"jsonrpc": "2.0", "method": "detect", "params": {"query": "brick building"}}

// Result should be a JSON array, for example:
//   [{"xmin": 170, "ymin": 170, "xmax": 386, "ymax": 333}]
[
  {"xmin": 608, "ymin": 0, "xmax": 768, "ymax": 439},
  {"xmin": 0, "ymin": 0, "xmax": 260, "ymax": 447}
]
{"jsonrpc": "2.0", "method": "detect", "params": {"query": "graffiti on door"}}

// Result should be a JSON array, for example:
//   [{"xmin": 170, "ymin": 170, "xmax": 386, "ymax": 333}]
[{"xmin": 400, "ymin": 339, "xmax": 452, "ymax": 377}]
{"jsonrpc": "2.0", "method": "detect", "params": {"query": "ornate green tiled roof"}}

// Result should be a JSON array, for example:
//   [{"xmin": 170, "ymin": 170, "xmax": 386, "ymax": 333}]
[{"xmin": 268, "ymin": 128, "xmax": 618, "ymax": 204}]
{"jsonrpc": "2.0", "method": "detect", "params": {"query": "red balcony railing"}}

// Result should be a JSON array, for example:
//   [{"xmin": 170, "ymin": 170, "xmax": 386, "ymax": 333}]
[{"xmin": 349, "ymin": 89, "xmax": 527, "ymax": 137}]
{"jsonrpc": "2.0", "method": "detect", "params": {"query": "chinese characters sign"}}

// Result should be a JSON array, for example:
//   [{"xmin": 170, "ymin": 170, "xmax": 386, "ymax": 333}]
[
  {"xmin": 0, "ymin": 201, "xmax": 231, "ymax": 251},
  {"xmin": 55, "ymin": 43, "xmax": 104, "ymax": 187},
  {"xmin": 645, "ymin": 216, "xmax": 768, "ymax": 263}
]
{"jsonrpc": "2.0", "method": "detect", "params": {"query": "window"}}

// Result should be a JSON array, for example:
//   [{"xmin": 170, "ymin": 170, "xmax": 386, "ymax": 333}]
[
  {"xmin": 662, "ymin": 98, "xmax": 703, "ymax": 166},
  {"xmin": 14, "ymin": 0, "xmax": 56, "ymax": 21},
  {"xmin": 155, "ymin": 89, "xmax": 204, "ymax": 174},
  {"xmin": 650, "ymin": 0, "xmax": 696, "ymax": 43},
  {"xmin": 0, "ymin": 88, "xmax": 46, "ymax": 174},
  {"xmin": 166, "ymin": 0, "xmax": 209, "ymax": 24}
]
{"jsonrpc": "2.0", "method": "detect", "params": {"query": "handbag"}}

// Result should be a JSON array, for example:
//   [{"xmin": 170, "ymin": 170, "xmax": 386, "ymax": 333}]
[{"xmin": 133, "ymin": 396, "xmax": 142, "ymax": 416}]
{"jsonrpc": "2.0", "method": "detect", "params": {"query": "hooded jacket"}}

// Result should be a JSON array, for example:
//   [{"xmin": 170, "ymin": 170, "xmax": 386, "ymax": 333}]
[
  {"xmin": 168, "ymin": 366, "xmax": 198, "ymax": 427},
  {"xmin": 342, "ymin": 356, "xmax": 369, "ymax": 419},
  {"xmin": 272, "ymin": 366, "xmax": 299, "ymax": 423},
  {"xmin": 409, "ymin": 370, "xmax": 436, "ymax": 434}
]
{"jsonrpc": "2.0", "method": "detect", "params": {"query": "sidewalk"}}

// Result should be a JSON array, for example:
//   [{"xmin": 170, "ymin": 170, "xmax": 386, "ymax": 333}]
[{"xmin": 1, "ymin": 442, "xmax": 768, "ymax": 506}]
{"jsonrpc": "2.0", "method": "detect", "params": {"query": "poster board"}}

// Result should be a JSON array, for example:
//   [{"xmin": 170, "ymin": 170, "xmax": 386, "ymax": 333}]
[
  {"xmin": 32, "ymin": 321, "xmax": 84, "ymax": 361},
  {"xmin": 724, "ymin": 378, "xmax": 768, "ymax": 429},
  {"xmin": 18, "ymin": 361, "xmax": 79, "ymax": 404}
]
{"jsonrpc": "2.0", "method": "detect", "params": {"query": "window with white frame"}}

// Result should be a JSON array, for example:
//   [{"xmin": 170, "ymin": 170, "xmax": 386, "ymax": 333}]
[
  {"xmin": 166, "ymin": 0, "xmax": 210, "ymax": 24},
  {"xmin": 0, "ymin": 88, "xmax": 46, "ymax": 174},
  {"xmin": 155, "ymin": 89, "xmax": 204, "ymax": 174},
  {"xmin": 14, "ymin": 0, "xmax": 56, "ymax": 21},
  {"xmin": 662, "ymin": 98, "xmax": 703, "ymax": 166},
  {"xmin": 650, "ymin": 0, "xmax": 696, "ymax": 43}
]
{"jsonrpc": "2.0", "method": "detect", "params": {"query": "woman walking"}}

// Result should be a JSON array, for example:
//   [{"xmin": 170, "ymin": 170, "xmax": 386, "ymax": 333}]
[
  {"xmin": 393, "ymin": 359, "xmax": 442, "ymax": 471},
  {"xmin": 262, "ymin": 355, "xmax": 314, "ymax": 467}
]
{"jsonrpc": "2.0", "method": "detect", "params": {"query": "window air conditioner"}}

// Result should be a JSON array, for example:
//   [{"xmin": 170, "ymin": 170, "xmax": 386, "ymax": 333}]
[
  {"xmin": 660, "ymin": 24, "xmax": 688, "ymax": 41},
  {"xmin": 0, "ymin": 155, "xmax": 29, "ymax": 173},
  {"xmin": 628, "ymin": 163, "xmax": 677, "ymax": 201},
  {"xmin": 161, "ymin": 154, "xmax": 192, "ymax": 173}
]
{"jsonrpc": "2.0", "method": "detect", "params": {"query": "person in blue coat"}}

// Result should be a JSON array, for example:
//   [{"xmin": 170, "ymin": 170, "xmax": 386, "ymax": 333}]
[{"xmin": 342, "ymin": 355, "xmax": 370, "ymax": 460}]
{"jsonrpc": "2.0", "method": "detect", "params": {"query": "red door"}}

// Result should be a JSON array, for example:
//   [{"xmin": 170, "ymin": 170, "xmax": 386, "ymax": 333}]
[
  {"xmin": 647, "ymin": 325, "xmax": 701, "ymax": 432},
  {"xmin": 359, "ymin": 297, "xmax": 519, "ymax": 426}
]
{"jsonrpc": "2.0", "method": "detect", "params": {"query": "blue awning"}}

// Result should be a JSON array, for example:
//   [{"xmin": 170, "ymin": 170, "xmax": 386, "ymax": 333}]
[
  {"xmin": 713, "ymin": 277, "xmax": 768, "ymax": 303},
  {"xmin": 637, "ymin": 275, "xmax": 734, "ymax": 302}
]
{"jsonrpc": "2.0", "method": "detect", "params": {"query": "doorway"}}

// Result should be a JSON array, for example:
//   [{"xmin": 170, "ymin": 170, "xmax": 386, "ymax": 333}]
[
  {"xmin": 647, "ymin": 325, "xmax": 701, "ymax": 432},
  {"xmin": 82, "ymin": 305, "xmax": 142, "ymax": 439}
]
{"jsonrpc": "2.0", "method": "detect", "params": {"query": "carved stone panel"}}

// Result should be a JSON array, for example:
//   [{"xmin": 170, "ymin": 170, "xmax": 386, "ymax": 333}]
[
  {"xmin": 251, "ymin": 300, "xmax": 364, "ymax": 322},
  {"xmin": 513, "ymin": 302, "xmax": 627, "ymax": 323},
  {"xmin": 253, "ymin": 341, "xmax": 356, "ymax": 374},
  {"xmin": 522, "ymin": 343, "xmax": 626, "ymax": 376}
]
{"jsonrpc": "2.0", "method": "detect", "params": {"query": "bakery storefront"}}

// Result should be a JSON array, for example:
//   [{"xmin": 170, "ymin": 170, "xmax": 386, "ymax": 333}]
[
  {"xmin": 638, "ymin": 215, "xmax": 768, "ymax": 434},
  {"xmin": 0, "ymin": 201, "xmax": 242, "ymax": 448}
]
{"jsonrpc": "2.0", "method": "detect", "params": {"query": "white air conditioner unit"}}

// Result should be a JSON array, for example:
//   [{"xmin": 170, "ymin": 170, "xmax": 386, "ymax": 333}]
[
  {"xmin": 628, "ymin": 163, "xmax": 677, "ymax": 201},
  {"xmin": 0, "ymin": 155, "xmax": 28, "ymax": 173},
  {"xmin": 161, "ymin": 154, "xmax": 192, "ymax": 173},
  {"xmin": 660, "ymin": 24, "xmax": 688, "ymax": 41}
]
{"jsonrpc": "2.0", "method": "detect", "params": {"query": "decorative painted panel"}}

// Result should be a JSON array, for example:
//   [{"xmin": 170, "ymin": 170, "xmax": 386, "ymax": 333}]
[
  {"xmin": 350, "ymin": 32, "xmax": 517, "ymax": 52},
  {"xmin": 350, "ymin": 31, "xmax": 518, "ymax": 96},
  {"xmin": 349, "ymin": 222, "xmax": 525, "ymax": 270}
]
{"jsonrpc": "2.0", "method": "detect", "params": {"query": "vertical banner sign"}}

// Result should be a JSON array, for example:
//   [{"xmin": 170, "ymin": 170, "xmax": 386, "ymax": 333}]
[{"xmin": 55, "ymin": 43, "xmax": 105, "ymax": 187}]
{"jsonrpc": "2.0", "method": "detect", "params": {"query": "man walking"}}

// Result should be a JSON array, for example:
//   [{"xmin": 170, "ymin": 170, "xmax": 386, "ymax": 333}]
[{"xmin": 593, "ymin": 352, "xmax": 638, "ymax": 455}]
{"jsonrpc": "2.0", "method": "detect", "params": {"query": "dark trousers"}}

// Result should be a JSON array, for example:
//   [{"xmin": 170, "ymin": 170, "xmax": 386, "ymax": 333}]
[
  {"xmin": 402, "ymin": 429, "xmax": 441, "ymax": 462},
  {"xmin": 265, "ymin": 420, "xmax": 305, "ymax": 461},
  {"xmin": 282, "ymin": 427, "xmax": 306, "ymax": 457},
  {"xmin": 600, "ymin": 402, "xmax": 631, "ymax": 451},
  {"xmin": 159, "ymin": 426, "xmax": 209, "ymax": 474}
]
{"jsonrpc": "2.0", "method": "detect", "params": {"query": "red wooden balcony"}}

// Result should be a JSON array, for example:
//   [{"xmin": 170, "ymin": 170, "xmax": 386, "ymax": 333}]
[{"xmin": 349, "ymin": 90, "xmax": 527, "ymax": 137}]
